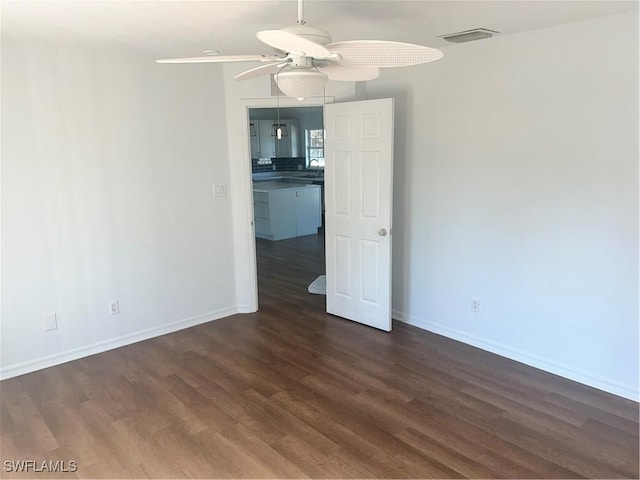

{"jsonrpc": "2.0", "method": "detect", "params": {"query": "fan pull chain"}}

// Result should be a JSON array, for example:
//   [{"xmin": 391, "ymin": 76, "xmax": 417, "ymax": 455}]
[
  {"xmin": 275, "ymin": 64, "xmax": 287, "ymax": 140},
  {"xmin": 276, "ymin": 81, "xmax": 281, "ymax": 140},
  {"xmin": 322, "ymin": 87, "xmax": 326, "ymax": 141}
]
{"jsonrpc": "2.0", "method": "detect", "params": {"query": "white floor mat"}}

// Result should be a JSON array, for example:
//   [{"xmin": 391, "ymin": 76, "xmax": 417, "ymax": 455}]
[{"xmin": 308, "ymin": 275, "xmax": 326, "ymax": 295}]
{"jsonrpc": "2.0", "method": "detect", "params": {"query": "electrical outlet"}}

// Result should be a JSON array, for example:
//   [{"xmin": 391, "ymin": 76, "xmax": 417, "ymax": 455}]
[
  {"xmin": 471, "ymin": 297, "xmax": 480, "ymax": 313},
  {"xmin": 109, "ymin": 300, "xmax": 120, "ymax": 315},
  {"xmin": 44, "ymin": 313, "xmax": 58, "ymax": 331}
]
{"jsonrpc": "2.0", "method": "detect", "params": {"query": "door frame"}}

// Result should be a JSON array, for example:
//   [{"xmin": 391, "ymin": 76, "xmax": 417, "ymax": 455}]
[{"xmin": 238, "ymin": 97, "xmax": 334, "ymax": 311}]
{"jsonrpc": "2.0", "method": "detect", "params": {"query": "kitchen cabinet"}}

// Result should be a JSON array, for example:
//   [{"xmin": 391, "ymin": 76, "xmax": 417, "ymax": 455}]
[
  {"xmin": 274, "ymin": 119, "xmax": 300, "ymax": 157},
  {"xmin": 258, "ymin": 120, "xmax": 276, "ymax": 158},
  {"xmin": 275, "ymin": 128, "xmax": 291, "ymax": 157},
  {"xmin": 249, "ymin": 119, "xmax": 301, "ymax": 158},
  {"xmin": 249, "ymin": 123, "xmax": 260, "ymax": 159},
  {"xmin": 253, "ymin": 182, "xmax": 321, "ymax": 241}
]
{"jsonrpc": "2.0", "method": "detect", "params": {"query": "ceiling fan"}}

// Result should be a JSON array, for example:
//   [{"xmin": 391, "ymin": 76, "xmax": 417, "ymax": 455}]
[{"xmin": 157, "ymin": 0, "xmax": 444, "ymax": 100}]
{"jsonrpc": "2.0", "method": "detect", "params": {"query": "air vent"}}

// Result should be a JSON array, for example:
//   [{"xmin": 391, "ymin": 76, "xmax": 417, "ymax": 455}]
[{"xmin": 440, "ymin": 28, "xmax": 498, "ymax": 43}]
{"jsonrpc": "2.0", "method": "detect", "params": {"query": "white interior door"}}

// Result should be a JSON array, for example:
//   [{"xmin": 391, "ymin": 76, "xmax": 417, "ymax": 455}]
[{"xmin": 324, "ymin": 98, "xmax": 394, "ymax": 332}]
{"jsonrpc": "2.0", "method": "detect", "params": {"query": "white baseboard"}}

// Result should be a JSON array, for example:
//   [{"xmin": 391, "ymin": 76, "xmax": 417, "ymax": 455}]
[
  {"xmin": 392, "ymin": 309, "xmax": 639, "ymax": 402},
  {"xmin": 0, "ymin": 306, "xmax": 239, "ymax": 381},
  {"xmin": 236, "ymin": 303, "xmax": 258, "ymax": 314}
]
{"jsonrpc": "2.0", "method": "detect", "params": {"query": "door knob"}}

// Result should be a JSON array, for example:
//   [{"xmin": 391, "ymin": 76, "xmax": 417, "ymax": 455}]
[{"xmin": 378, "ymin": 228, "xmax": 388, "ymax": 236}]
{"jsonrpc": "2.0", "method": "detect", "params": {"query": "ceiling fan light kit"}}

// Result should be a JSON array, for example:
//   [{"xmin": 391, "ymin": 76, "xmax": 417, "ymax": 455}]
[
  {"xmin": 156, "ymin": 0, "xmax": 444, "ymax": 100},
  {"xmin": 275, "ymin": 69, "xmax": 328, "ymax": 100}
]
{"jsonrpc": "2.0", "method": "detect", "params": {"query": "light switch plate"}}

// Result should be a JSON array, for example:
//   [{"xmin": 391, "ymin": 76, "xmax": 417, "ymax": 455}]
[
  {"xmin": 213, "ymin": 183, "xmax": 226, "ymax": 198},
  {"xmin": 44, "ymin": 313, "xmax": 58, "ymax": 331}
]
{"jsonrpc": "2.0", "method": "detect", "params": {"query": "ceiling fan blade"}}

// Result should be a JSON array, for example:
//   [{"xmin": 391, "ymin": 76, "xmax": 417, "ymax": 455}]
[
  {"xmin": 317, "ymin": 64, "xmax": 380, "ymax": 81},
  {"xmin": 326, "ymin": 40, "xmax": 443, "ymax": 68},
  {"xmin": 235, "ymin": 62, "xmax": 290, "ymax": 81},
  {"xmin": 156, "ymin": 54, "xmax": 283, "ymax": 64},
  {"xmin": 257, "ymin": 30, "xmax": 331, "ymax": 59}
]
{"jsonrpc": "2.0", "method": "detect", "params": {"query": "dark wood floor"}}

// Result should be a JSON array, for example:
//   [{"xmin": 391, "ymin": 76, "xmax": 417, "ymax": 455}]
[{"xmin": 1, "ymin": 233, "xmax": 638, "ymax": 478}]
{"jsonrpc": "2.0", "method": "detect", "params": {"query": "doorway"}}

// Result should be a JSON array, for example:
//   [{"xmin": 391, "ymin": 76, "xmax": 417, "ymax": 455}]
[
  {"xmin": 248, "ymin": 105, "xmax": 327, "ymax": 308},
  {"xmin": 237, "ymin": 97, "xmax": 395, "ymax": 331}
]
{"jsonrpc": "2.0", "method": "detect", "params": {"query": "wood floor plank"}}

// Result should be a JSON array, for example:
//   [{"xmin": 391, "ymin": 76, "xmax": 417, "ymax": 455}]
[
  {"xmin": 37, "ymin": 402, "xmax": 104, "ymax": 467},
  {"xmin": 544, "ymin": 390, "xmax": 640, "ymax": 434},
  {"xmin": 154, "ymin": 374, "xmax": 239, "ymax": 434},
  {"xmin": 73, "ymin": 401, "xmax": 141, "ymax": 471},
  {"xmin": 395, "ymin": 427, "xmax": 536, "ymax": 479},
  {"xmin": 271, "ymin": 435, "xmax": 379, "ymax": 479},
  {"xmin": 2, "ymin": 390, "xmax": 60, "ymax": 454},
  {"xmin": 110, "ymin": 417, "xmax": 173, "ymax": 471},
  {"xmin": 190, "ymin": 427, "xmax": 279, "ymax": 478},
  {"xmin": 214, "ymin": 423, "xmax": 311, "ymax": 479},
  {"xmin": 0, "ymin": 233, "xmax": 637, "ymax": 478},
  {"xmin": 403, "ymin": 399, "xmax": 585, "ymax": 478},
  {"xmin": 426, "ymin": 396, "xmax": 632, "ymax": 479}
]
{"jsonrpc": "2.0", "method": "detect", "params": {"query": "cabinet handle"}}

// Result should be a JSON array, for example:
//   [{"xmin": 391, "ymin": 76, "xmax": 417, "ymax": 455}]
[{"xmin": 296, "ymin": 191, "xmax": 300, "ymax": 197}]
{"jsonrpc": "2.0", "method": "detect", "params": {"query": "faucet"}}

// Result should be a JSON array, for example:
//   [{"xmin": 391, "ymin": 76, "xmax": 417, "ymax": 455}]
[{"xmin": 309, "ymin": 159, "xmax": 321, "ymax": 177}]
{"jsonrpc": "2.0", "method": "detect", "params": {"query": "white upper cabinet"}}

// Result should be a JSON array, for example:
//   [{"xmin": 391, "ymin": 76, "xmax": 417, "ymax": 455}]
[
  {"xmin": 249, "ymin": 118, "xmax": 301, "ymax": 158},
  {"xmin": 258, "ymin": 120, "xmax": 276, "ymax": 158},
  {"xmin": 249, "ymin": 123, "xmax": 260, "ymax": 159}
]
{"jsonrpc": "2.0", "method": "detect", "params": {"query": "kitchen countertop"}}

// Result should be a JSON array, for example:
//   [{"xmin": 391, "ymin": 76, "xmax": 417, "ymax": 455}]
[
  {"xmin": 252, "ymin": 181, "xmax": 322, "ymax": 193},
  {"xmin": 252, "ymin": 171, "xmax": 324, "ymax": 182}
]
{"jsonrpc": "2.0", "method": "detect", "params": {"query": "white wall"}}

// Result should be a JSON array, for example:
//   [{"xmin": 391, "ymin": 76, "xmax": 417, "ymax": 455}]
[
  {"xmin": 366, "ymin": 12, "xmax": 639, "ymax": 400},
  {"xmin": 1, "ymin": 41, "xmax": 236, "ymax": 377}
]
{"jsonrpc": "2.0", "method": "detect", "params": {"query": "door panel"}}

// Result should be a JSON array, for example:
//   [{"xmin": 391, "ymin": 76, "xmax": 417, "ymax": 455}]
[
  {"xmin": 361, "ymin": 152, "xmax": 380, "ymax": 218},
  {"xmin": 325, "ymin": 98, "xmax": 394, "ymax": 332},
  {"xmin": 334, "ymin": 152, "xmax": 352, "ymax": 216},
  {"xmin": 334, "ymin": 235, "xmax": 352, "ymax": 297},
  {"xmin": 361, "ymin": 239, "xmax": 380, "ymax": 303}
]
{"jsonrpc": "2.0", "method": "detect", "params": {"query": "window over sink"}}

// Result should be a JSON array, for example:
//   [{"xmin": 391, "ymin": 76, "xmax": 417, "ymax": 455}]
[{"xmin": 306, "ymin": 129, "xmax": 325, "ymax": 168}]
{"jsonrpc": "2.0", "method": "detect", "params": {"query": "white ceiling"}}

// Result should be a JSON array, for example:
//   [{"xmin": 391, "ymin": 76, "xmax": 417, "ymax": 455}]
[{"xmin": 2, "ymin": 1, "xmax": 638, "ymax": 58}]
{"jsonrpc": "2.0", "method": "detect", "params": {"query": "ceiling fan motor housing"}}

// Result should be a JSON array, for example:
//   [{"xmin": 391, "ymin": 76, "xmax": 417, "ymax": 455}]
[{"xmin": 281, "ymin": 24, "xmax": 332, "ymax": 45}]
